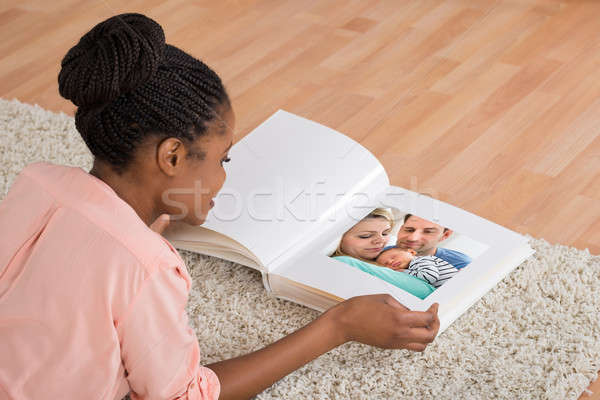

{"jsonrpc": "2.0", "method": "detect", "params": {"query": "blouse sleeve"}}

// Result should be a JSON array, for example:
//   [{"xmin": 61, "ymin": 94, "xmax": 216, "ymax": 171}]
[{"xmin": 117, "ymin": 263, "xmax": 220, "ymax": 400}]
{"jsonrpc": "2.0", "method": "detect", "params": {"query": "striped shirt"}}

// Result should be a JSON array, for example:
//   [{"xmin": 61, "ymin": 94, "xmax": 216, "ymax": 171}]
[{"xmin": 403, "ymin": 255, "xmax": 459, "ymax": 288}]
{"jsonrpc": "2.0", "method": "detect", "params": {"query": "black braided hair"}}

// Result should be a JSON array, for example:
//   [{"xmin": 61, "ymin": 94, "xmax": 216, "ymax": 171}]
[{"xmin": 58, "ymin": 13, "xmax": 230, "ymax": 174}]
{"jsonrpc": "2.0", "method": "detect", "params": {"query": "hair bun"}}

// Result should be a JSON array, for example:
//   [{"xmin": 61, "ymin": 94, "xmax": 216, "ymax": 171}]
[{"xmin": 58, "ymin": 13, "xmax": 165, "ymax": 108}]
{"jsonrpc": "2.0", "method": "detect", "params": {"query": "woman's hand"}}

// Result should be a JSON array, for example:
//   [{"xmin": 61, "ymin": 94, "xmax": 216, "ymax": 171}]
[
  {"xmin": 208, "ymin": 294, "xmax": 439, "ymax": 400},
  {"xmin": 149, "ymin": 214, "xmax": 171, "ymax": 235},
  {"xmin": 326, "ymin": 294, "xmax": 439, "ymax": 351}
]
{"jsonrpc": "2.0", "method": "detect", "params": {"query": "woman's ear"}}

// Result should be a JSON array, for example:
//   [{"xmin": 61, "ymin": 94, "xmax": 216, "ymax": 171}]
[
  {"xmin": 156, "ymin": 138, "xmax": 184, "ymax": 176},
  {"xmin": 168, "ymin": 143, "xmax": 179, "ymax": 165},
  {"xmin": 166, "ymin": 141, "xmax": 181, "ymax": 166}
]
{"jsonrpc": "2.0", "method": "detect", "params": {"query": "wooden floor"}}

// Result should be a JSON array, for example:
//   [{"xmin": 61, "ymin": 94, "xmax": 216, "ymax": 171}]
[{"xmin": 1, "ymin": 0, "xmax": 598, "ymax": 397}]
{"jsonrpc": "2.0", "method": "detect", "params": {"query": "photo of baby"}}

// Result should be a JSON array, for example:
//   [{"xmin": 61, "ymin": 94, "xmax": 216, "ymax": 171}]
[
  {"xmin": 376, "ymin": 248, "xmax": 459, "ymax": 289},
  {"xmin": 328, "ymin": 207, "xmax": 486, "ymax": 299}
]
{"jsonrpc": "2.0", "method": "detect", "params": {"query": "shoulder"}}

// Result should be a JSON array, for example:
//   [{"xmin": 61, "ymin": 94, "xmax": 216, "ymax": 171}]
[
  {"xmin": 17, "ymin": 161, "xmax": 186, "ymax": 275},
  {"xmin": 435, "ymin": 247, "xmax": 470, "ymax": 260},
  {"xmin": 435, "ymin": 247, "xmax": 472, "ymax": 269}
]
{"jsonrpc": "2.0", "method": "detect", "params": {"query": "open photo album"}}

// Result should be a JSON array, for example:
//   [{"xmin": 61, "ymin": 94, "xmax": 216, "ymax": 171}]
[{"xmin": 163, "ymin": 110, "xmax": 535, "ymax": 334}]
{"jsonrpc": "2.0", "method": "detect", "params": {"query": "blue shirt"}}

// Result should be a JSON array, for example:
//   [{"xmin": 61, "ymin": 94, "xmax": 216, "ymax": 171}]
[
  {"xmin": 332, "ymin": 256, "xmax": 436, "ymax": 299},
  {"xmin": 382, "ymin": 245, "xmax": 472, "ymax": 269}
]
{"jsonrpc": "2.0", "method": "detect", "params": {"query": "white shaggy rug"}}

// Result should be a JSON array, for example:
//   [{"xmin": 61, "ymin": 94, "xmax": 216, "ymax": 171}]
[{"xmin": 1, "ymin": 98, "xmax": 599, "ymax": 399}]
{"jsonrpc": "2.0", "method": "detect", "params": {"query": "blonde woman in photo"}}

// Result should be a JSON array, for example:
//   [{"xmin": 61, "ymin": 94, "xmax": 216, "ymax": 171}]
[{"xmin": 330, "ymin": 209, "xmax": 436, "ymax": 299}]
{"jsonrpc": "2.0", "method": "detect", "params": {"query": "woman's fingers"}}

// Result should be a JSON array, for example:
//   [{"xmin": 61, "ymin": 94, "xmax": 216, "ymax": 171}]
[
  {"xmin": 423, "ymin": 303, "xmax": 441, "ymax": 334},
  {"xmin": 397, "ymin": 310, "xmax": 436, "ymax": 327},
  {"xmin": 332, "ymin": 294, "xmax": 441, "ymax": 352},
  {"xmin": 149, "ymin": 214, "xmax": 171, "ymax": 234},
  {"xmin": 382, "ymin": 294, "xmax": 409, "ymax": 310},
  {"xmin": 402, "ymin": 342, "xmax": 428, "ymax": 352},
  {"xmin": 427, "ymin": 303, "xmax": 439, "ymax": 314},
  {"xmin": 402, "ymin": 326, "xmax": 438, "ymax": 344},
  {"xmin": 390, "ymin": 302, "xmax": 440, "ymax": 347},
  {"xmin": 384, "ymin": 296, "xmax": 438, "ymax": 317}
]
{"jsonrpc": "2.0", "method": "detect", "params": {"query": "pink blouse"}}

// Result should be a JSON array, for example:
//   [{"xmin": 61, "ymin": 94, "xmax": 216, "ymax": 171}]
[{"xmin": 0, "ymin": 162, "xmax": 220, "ymax": 400}]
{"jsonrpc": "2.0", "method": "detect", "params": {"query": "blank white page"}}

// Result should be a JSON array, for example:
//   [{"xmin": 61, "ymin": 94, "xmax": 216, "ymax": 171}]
[{"xmin": 165, "ymin": 110, "xmax": 389, "ymax": 272}]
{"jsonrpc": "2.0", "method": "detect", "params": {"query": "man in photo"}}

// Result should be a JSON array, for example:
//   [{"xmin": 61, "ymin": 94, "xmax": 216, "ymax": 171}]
[{"xmin": 384, "ymin": 214, "xmax": 472, "ymax": 270}]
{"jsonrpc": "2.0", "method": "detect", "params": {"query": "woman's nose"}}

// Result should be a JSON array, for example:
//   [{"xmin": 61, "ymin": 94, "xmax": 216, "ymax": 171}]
[{"xmin": 372, "ymin": 235, "xmax": 384, "ymax": 244}]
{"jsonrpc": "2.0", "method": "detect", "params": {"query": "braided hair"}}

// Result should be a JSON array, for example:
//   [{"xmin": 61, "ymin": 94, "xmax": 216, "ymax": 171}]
[{"xmin": 58, "ymin": 13, "xmax": 230, "ymax": 174}]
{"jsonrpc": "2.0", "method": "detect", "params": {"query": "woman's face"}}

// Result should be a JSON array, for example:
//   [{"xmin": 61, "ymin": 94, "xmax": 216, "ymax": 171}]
[
  {"xmin": 339, "ymin": 217, "xmax": 392, "ymax": 260},
  {"xmin": 160, "ymin": 106, "xmax": 235, "ymax": 226}
]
